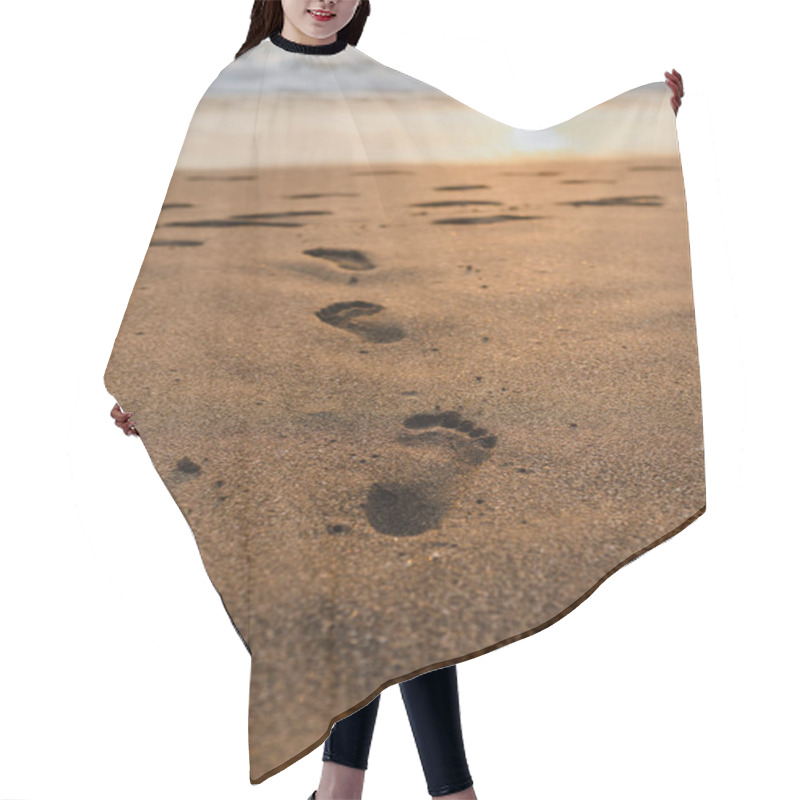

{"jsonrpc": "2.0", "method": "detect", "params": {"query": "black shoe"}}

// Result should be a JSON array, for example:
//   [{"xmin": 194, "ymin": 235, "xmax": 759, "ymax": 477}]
[{"xmin": 307, "ymin": 792, "xmax": 317, "ymax": 800}]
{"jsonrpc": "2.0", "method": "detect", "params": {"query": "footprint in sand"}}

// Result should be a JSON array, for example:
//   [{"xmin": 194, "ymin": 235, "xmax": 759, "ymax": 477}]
[
  {"xmin": 303, "ymin": 247, "xmax": 377, "ymax": 271},
  {"xmin": 561, "ymin": 195, "xmax": 664, "ymax": 207},
  {"xmin": 432, "ymin": 213, "xmax": 541, "ymax": 226},
  {"xmin": 364, "ymin": 410, "xmax": 498, "ymax": 537},
  {"xmin": 149, "ymin": 239, "xmax": 205, "ymax": 247},
  {"xmin": 315, "ymin": 301, "xmax": 405, "ymax": 343}
]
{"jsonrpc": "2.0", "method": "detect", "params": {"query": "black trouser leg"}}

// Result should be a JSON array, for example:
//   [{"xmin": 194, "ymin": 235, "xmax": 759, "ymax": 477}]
[
  {"xmin": 322, "ymin": 693, "xmax": 381, "ymax": 770},
  {"xmin": 322, "ymin": 664, "xmax": 473, "ymax": 797},
  {"xmin": 400, "ymin": 665, "xmax": 474, "ymax": 797}
]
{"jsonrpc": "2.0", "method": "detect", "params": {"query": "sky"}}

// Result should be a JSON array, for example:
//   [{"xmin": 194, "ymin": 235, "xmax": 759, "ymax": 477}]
[{"xmin": 175, "ymin": 39, "xmax": 676, "ymax": 169}]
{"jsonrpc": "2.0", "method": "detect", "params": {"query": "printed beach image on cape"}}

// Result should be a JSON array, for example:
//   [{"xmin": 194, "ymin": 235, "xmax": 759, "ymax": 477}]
[{"xmin": 104, "ymin": 36, "xmax": 705, "ymax": 784}]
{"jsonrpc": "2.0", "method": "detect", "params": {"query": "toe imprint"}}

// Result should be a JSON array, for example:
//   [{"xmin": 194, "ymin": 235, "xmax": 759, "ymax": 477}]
[
  {"xmin": 402, "ymin": 411, "xmax": 497, "ymax": 449},
  {"xmin": 399, "ymin": 410, "xmax": 497, "ymax": 465}
]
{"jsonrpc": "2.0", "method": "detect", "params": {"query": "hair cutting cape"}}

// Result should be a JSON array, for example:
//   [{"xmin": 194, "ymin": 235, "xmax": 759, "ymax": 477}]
[{"xmin": 104, "ymin": 31, "xmax": 705, "ymax": 785}]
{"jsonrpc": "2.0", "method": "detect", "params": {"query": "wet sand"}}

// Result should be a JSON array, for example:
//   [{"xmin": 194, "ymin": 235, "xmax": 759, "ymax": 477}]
[{"xmin": 104, "ymin": 153, "xmax": 705, "ymax": 782}]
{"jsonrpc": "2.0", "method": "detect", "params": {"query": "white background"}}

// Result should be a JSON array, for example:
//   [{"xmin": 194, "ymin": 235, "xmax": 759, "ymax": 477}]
[{"xmin": 1, "ymin": 1, "xmax": 797, "ymax": 798}]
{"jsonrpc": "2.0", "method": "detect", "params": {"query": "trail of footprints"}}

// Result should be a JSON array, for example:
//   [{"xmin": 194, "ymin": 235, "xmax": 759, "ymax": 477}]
[
  {"xmin": 306, "ymin": 247, "xmax": 408, "ymax": 343},
  {"xmin": 304, "ymin": 245, "xmax": 500, "ymax": 536},
  {"xmin": 158, "ymin": 171, "xmax": 668, "ymax": 535},
  {"xmin": 294, "ymin": 170, "xmax": 664, "ymax": 534}
]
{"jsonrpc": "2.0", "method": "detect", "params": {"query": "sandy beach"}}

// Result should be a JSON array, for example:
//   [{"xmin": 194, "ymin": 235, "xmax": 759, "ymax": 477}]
[{"xmin": 105, "ymin": 151, "xmax": 704, "ymax": 781}]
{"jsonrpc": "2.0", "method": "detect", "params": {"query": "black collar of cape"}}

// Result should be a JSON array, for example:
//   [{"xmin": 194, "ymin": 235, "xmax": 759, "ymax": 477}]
[{"xmin": 269, "ymin": 30, "xmax": 348, "ymax": 55}]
